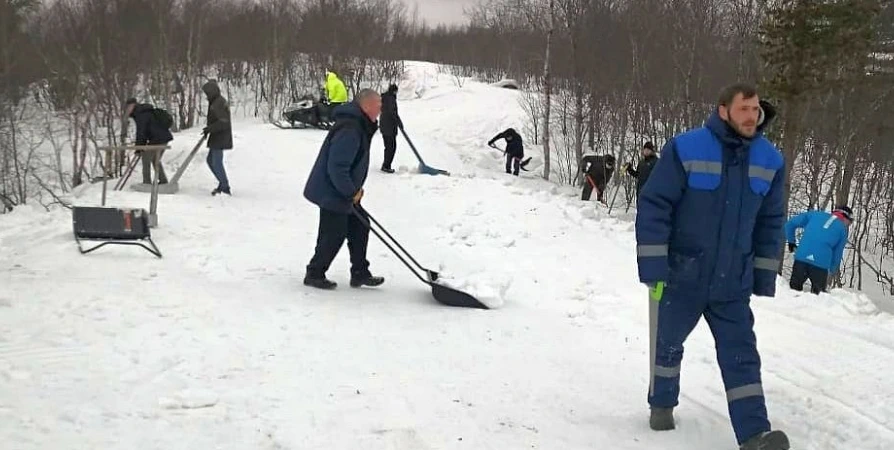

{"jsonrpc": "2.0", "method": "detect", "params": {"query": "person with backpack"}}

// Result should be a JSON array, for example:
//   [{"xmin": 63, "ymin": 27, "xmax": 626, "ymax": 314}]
[
  {"xmin": 622, "ymin": 141, "xmax": 659, "ymax": 197},
  {"xmin": 201, "ymin": 80, "xmax": 233, "ymax": 196},
  {"xmin": 580, "ymin": 153, "xmax": 616, "ymax": 202},
  {"xmin": 379, "ymin": 83, "xmax": 403, "ymax": 173},
  {"xmin": 125, "ymin": 98, "xmax": 174, "ymax": 185},
  {"xmin": 487, "ymin": 128, "xmax": 524, "ymax": 176},
  {"xmin": 784, "ymin": 205, "xmax": 853, "ymax": 294}
]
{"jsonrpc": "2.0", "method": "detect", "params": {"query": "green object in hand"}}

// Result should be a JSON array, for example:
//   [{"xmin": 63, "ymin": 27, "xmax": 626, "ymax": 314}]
[{"xmin": 649, "ymin": 281, "xmax": 665, "ymax": 302}]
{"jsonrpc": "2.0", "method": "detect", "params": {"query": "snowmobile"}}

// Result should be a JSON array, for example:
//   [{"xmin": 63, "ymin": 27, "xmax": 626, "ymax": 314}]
[{"xmin": 272, "ymin": 91, "xmax": 336, "ymax": 130}]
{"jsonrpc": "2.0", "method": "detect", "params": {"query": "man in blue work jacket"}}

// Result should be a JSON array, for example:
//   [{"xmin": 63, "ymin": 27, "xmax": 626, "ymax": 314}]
[
  {"xmin": 635, "ymin": 84, "xmax": 789, "ymax": 450},
  {"xmin": 785, "ymin": 205, "xmax": 852, "ymax": 294}
]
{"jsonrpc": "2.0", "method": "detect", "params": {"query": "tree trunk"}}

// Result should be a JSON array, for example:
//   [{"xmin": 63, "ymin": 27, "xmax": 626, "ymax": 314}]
[{"xmin": 541, "ymin": 0, "xmax": 555, "ymax": 181}]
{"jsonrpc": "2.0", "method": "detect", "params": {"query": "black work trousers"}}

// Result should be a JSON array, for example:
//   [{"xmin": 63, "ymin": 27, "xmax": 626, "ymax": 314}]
[
  {"xmin": 306, "ymin": 206, "xmax": 370, "ymax": 279},
  {"xmin": 789, "ymin": 260, "xmax": 829, "ymax": 295},
  {"xmin": 382, "ymin": 134, "xmax": 397, "ymax": 170}
]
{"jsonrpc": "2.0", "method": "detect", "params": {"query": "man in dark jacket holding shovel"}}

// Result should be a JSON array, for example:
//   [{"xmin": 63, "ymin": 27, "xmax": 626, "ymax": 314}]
[
  {"xmin": 202, "ymin": 80, "xmax": 233, "ymax": 196},
  {"xmin": 488, "ymin": 128, "xmax": 524, "ymax": 176},
  {"xmin": 580, "ymin": 153, "xmax": 615, "ymax": 202},
  {"xmin": 379, "ymin": 83, "xmax": 403, "ymax": 173},
  {"xmin": 303, "ymin": 89, "xmax": 384, "ymax": 290}
]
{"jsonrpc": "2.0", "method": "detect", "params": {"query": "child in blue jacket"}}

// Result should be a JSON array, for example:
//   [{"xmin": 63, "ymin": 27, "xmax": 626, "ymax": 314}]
[{"xmin": 784, "ymin": 205, "xmax": 852, "ymax": 294}]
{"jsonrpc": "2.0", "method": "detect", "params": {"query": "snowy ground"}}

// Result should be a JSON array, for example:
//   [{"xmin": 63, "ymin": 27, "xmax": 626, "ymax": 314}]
[{"xmin": 2, "ymin": 62, "xmax": 894, "ymax": 449}]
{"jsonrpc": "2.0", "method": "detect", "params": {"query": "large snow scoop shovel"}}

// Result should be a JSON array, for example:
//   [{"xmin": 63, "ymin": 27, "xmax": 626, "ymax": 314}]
[
  {"xmin": 399, "ymin": 127, "xmax": 451, "ymax": 176},
  {"xmin": 351, "ymin": 205, "xmax": 489, "ymax": 310}
]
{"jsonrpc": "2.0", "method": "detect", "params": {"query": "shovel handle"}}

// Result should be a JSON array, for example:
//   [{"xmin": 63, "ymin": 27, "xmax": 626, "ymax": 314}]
[{"xmin": 351, "ymin": 206, "xmax": 432, "ymax": 286}]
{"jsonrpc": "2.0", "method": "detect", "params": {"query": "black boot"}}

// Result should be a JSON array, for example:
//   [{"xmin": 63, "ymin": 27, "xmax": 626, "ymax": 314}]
[
  {"xmin": 350, "ymin": 274, "xmax": 385, "ymax": 288},
  {"xmin": 381, "ymin": 166, "xmax": 395, "ymax": 174},
  {"xmin": 304, "ymin": 275, "xmax": 337, "ymax": 290},
  {"xmin": 649, "ymin": 407, "xmax": 675, "ymax": 431},
  {"xmin": 739, "ymin": 430, "xmax": 790, "ymax": 450}
]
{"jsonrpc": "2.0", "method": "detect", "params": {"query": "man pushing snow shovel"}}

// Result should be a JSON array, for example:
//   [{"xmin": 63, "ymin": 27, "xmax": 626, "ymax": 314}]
[
  {"xmin": 302, "ymin": 89, "xmax": 385, "ymax": 290},
  {"xmin": 635, "ymin": 83, "xmax": 790, "ymax": 450}
]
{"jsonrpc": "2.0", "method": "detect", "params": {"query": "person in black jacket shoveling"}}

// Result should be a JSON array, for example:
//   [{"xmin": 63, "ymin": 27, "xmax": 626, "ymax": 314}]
[
  {"xmin": 303, "ymin": 89, "xmax": 385, "ymax": 290},
  {"xmin": 580, "ymin": 153, "xmax": 615, "ymax": 203},
  {"xmin": 125, "ymin": 98, "xmax": 173, "ymax": 185},
  {"xmin": 488, "ymin": 128, "xmax": 525, "ymax": 176},
  {"xmin": 202, "ymin": 80, "xmax": 233, "ymax": 196},
  {"xmin": 379, "ymin": 83, "xmax": 403, "ymax": 173},
  {"xmin": 623, "ymin": 141, "xmax": 658, "ymax": 197}
]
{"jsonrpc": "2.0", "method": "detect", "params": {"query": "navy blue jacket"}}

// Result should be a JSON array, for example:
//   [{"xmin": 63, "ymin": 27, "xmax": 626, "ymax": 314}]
[
  {"xmin": 131, "ymin": 104, "xmax": 173, "ymax": 145},
  {"xmin": 785, "ymin": 210, "xmax": 848, "ymax": 272},
  {"xmin": 635, "ymin": 111, "xmax": 786, "ymax": 298},
  {"xmin": 488, "ymin": 128, "xmax": 524, "ymax": 158},
  {"xmin": 303, "ymin": 101, "xmax": 378, "ymax": 213}
]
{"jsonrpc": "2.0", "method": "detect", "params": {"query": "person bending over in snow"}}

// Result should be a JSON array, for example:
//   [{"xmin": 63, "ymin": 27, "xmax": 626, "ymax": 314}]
[
  {"xmin": 124, "ymin": 97, "xmax": 173, "ymax": 185},
  {"xmin": 784, "ymin": 205, "xmax": 852, "ymax": 294},
  {"xmin": 303, "ymin": 89, "xmax": 384, "ymax": 290},
  {"xmin": 580, "ymin": 153, "xmax": 615, "ymax": 203},
  {"xmin": 379, "ymin": 83, "xmax": 403, "ymax": 173},
  {"xmin": 487, "ymin": 128, "xmax": 524, "ymax": 176},
  {"xmin": 635, "ymin": 83, "xmax": 790, "ymax": 450}
]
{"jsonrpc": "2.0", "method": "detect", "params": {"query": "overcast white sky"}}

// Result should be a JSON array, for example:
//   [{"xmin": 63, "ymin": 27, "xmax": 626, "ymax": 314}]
[{"xmin": 410, "ymin": 0, "xmax": 477, "ymax": 25}]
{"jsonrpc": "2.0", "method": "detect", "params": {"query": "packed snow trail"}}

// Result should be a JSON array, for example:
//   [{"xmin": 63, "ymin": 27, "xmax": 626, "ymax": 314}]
[{"xmin": 2, "ymin": 62, "xmax": 894, "ymax": 449}]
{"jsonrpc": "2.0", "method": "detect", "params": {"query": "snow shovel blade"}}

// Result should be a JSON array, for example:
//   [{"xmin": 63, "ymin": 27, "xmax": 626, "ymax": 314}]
[
  {"xmin": 419, "ymin": 163, "xmax": 450, "ymax": 176},
  {"xmin": 430, "ymin": 281, "xmax": 489, "ymax": 310}
]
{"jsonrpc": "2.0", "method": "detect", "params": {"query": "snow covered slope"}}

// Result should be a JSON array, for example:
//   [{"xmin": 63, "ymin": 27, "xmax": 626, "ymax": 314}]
[{"xmin": 2, "ymin": 61, "xmax": 893, "ymax": 449}]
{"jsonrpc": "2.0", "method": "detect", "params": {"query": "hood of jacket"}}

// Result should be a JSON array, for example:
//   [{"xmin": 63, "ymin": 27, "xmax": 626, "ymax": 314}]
[
  {"xmin": 202, "ymin": 80, "xmax": 221, "ymax": 100},
  {"xmin": 130, "ymin": 103, "xmax": 154, "ymax": 117}
]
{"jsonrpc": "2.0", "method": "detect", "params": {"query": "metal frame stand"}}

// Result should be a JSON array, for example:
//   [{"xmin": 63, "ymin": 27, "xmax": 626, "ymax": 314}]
[{"xmin": 97, "ymin": 145, "xmax": 168, "ymax": 228}]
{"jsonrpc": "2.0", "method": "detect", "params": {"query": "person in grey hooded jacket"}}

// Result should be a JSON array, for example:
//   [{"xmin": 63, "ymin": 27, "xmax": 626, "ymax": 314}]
[{"xmin": 202, "ymin": 80, "xmax": 233, "ymax": 195}]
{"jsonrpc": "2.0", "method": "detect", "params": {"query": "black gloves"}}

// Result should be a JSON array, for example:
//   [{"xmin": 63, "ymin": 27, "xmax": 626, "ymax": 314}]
[{"xmin": 788, "ymin": 242, "xmax": 797, "ymax": 253}]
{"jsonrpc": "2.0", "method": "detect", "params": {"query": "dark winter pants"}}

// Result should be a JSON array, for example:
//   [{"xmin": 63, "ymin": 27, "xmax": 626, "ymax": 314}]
[
  {"xmin": 581, "ymin": 176, "xmax": 605, "ymax": 202},
  {"xmin": 505, "ymin": 155, "xmax": 520, "ymax": 176},
  {"xmin": 650, "ymin": 288, "xmax": 768, "ymax": 445},
  {"xmin": 206, "ymin": 149, "xmax": 230, "ymax": 191},
  {"xmin": 382, "ymin": 134, "xmax": 397, "ymax": 170},
  {"xmin": 306, "ymin": 206, "xmax": 371, "ymax": 279},
  {"xmin": 141, "ymin": 150, "xmax": 168, "ymax": 184},
  {"xmin": 789, "ymin": 260, "xmax": 828, "ymax": 294}
]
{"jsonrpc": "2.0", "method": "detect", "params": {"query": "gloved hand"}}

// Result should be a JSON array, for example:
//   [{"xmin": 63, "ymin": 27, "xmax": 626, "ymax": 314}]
[
  {"xmin": 352, "ymin": 188, "xmax": 364, "ymax": 204},
  {"xmin": 647, "ymin": 281, "xmax": 665, "ymax": 302},
  {"xmin": 788, "ymin": 242, "xmax": 797, "ymax": 253},
  {"xmin": 202, "ymin": 126, "xmax": 210, "ymax": 136}
]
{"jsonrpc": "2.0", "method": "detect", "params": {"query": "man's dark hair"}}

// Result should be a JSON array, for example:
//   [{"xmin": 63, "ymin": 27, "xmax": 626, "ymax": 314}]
[{"xmin": 718, "ymin": 83, "xmax": 758, "ymax": 106}]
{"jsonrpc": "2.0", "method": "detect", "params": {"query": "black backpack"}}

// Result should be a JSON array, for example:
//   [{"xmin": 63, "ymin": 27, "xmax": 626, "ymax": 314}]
[{"xmin": 151, "ymin": 108, "xmax": 174, "ymax": 129}]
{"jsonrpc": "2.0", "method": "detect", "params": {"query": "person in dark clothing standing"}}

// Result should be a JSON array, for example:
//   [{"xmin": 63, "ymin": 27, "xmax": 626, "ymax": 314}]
[
  {"xmin": 623, "ymin": 141, "xmax": 659, "ymax": 197},
  {"xmin": 303, "ymin": 89, "xmax": 384, "ymax": 290},
  {"xmin": 125, "ymin": 98, "xmax": 173, "ymax": 185},
  {"xmin": 201, "ymin": 80, "xmax": 233, "ymax": 196},
  {"xmin": 580, "ymin": 154, "xmax": 615, "ymax": 202},
  {"xmin": 379, "ymin": 83, "xmax": 403, "ymax": 173},
  {"xmin": 488, "ymin": 128, "xmax": 524, "ymax": 176}
]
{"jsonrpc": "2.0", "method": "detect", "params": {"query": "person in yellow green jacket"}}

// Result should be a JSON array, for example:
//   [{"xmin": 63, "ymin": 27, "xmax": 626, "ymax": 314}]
[{"xmin": 325, "ymin": 71, "xmax": 349, "ymax": 104}]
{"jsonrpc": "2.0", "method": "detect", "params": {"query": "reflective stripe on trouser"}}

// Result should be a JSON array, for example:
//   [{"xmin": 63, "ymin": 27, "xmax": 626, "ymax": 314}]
[{"xmin": 649, "ymin": 289, "xmax": 770, "ymax": 445}]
